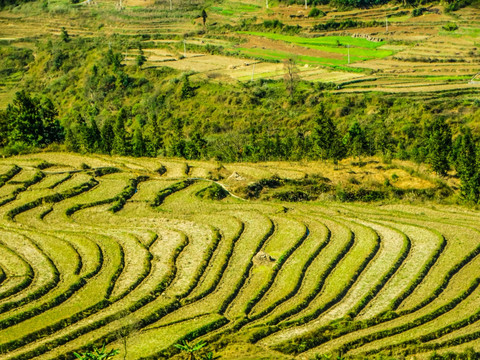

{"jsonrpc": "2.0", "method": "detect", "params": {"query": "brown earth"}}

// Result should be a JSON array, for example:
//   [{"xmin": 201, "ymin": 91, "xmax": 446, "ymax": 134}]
[{"xmin": 241, "ymin": 35, "xmax": 344, "ymax": 60}]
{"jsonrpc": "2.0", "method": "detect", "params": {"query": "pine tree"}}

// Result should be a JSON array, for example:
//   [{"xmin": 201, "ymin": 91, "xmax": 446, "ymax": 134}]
[
  {"xmin": 171, "ymin": 138, "xmax": 186, "ymax": 157},
  {"xmin": 65, "ymin": 112, "xmax": 96, "ymax": 153},
  {"xmin": 101, "ymin": 119, "xmax": 115, "ymax": 154},
  {"xmin": 190, "ymin": 132, "xmax": 207, "ymax": 159},
  {"xmin": 0, "ymin": 110, "xmax": 7, "ymax": 147},
  {"xmin": 274, "ymin": 133, "xmax": 284, "ymax": 159},
  {"xmin": 180, "ymin": 76, "xmax": 195, "ymax": 99},
  {"xmin": 7, "ymin": 91, "xmax": 44, "ymax": 146},
  {"xmin": 136, "ymin": 43, "xmax": 147, "ymax": 67},
  {"xmin": 451, "ymin": 134, "xmax": 462, "ymax": 167},
  {"xmin": 184, "ymin": 141, "xmax": 199, "ymax": 160},
  {"xmin": 60, "ymin": 27, "xmax": 70, "ymax": 43},
  {"xmin": 39, "ymin": 97, "xmax": 63, "ymax": 144},
  {"xmin": 112, "ymin": 109, "xmax": 127, "ymax": 155},
  {"xmin": 5, "ymin": 91, "xmax": 63, "ymax": 147},
  {"xmin": 65, "ymin": 127, "xmax": 79, "ymax": 152},
  {"xmin": 456, "ymin": 128, "xmax": 480, "ymax": 202},
  {"xmin": 427, "ymin": 117, "xmax": 452, "ymax": 176},
  {"xmin": 143, "ymin": 116, "xmax": 163, "ymax": 157},
  {"xmin": 167, "ymin": 117, "xmax": 186, "ymax": 157},
  {"xmin": 88, "ymin": 118, "xmax": 101, "ymax": 152},
  {"xmin": 284, "ymin": 134, "xmax": 295, "ymax": 160},
  {"xmin": 293, "ymin": 131, "xmax": 306, "ymax": 161},
  {"xmin": 343, "ymin": 121, "xmax": 367, "ymax": 159},
  {"xmin": 312, "ymin": 105, "xmax": 345, "ymax": 161},
  {"xmin": 201, "ymin": 9, "xmax": 208, "ymax": 29},
  {"xmin": 132, "ymin": 127, "xmax": 145, "ymax": 157}
]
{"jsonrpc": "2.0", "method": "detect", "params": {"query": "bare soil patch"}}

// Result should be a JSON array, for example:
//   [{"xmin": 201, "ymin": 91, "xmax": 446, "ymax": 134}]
[{"xmin": 242, "ymin": 35, "xmax": 344, "ymax": 60}]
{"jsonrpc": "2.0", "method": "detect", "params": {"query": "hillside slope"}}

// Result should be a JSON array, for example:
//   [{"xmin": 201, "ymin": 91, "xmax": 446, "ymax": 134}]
[{"xmin": 0, "ymin": 153, "xmax": 477, "ymax": 360}]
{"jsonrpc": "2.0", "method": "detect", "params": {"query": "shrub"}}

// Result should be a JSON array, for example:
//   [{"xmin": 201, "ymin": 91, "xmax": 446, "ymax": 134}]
[
  {"xmin": 308, "ymin": 7, "xmax": 325, "ymax": 17},
  {"xmin": 312, "ymin": 19, "xmax": 382, "ymax": 31},
  {"xmin": 156, "ymin": 165, "xmax": 167, "ymax": 175},
  {"xmin": 272, "ymin": 190, "xmax": 313, "ymax": 202},
  {"xmin": 94, "ymin": 167, "xmax": 120, "ymax": 177},
  {"xmin": 36, "ymin": 161, "xmax": 53, "ymax": 169},
  {"xmin": 74, "ymin": 343, "xmax": 119, "ymax": 360},
  {"xmin": 196, "ymin": 183, "xmax": 228, "ymax": 200},
  {"xmin": 412, "ymin": 8, "xmax": 426, "ymax": 16},
  {"xmin": 442, "ymin": 23, "xmax": 458, "ymax": 31}
]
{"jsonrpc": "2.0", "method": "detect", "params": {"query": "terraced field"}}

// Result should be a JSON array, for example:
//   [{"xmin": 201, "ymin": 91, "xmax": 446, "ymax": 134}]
[
  {"xmin": 1, "ymin": 153, "xmax": 480, "ymax": 359},
  {"xmin": 2, "ymin": 0, "xmax": 480, "ymax": 100}
]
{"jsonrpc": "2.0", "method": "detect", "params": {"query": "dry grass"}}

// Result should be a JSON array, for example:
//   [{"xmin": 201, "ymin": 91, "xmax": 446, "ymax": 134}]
[
  {"xmin": 2, "ymin": 0, "xmax": 478, "ymax": 91},
  {"xmin": 0, "ymin": 153, "xmax": 477, "ymax": 360}
]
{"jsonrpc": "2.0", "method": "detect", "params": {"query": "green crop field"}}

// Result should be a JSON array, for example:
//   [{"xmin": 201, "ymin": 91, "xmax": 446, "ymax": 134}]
[
  {"xmin": 0, "ymin": 153, "xmax": 478, "ymax": 359},
  {"xmin": 238, "ymin": 32, "xmax": 393, "ymax": 64}
]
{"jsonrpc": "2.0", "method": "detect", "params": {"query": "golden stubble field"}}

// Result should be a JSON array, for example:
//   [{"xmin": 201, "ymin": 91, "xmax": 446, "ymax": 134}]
[{"xmin": 0, "ymin": 153, "xmax": 479, "ymax": 359}]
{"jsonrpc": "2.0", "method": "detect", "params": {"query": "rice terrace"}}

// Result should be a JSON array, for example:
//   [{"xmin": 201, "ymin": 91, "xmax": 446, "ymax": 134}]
[
  {"xmin": 0, "ymin": 152, "xmax": 477, "ymax": 360},
  {"xmin": 2, "ymin": 0, "xmax": 480, "ymax": 356}
]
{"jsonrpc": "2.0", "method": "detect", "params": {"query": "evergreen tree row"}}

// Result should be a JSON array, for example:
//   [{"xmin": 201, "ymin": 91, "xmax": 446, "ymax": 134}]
[{"xmin": 3, "ymin": 90, "xmax": 480, "ymax": 203}]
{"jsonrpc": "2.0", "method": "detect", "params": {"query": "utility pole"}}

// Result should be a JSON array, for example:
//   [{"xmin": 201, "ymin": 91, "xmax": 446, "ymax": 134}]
[
  {"xmin": 183, "ymin": 39, "xmax": 186, "ymax": 57},
  {"xmin": 251, "ymin": 63, "xmax": 255, "ymax": 81},
  {"xmin": 305, "ymin": 0, "xmax": 307, "ymax": 9},
  {"xmin": 169, "ymin": 0, "xmax": 172, "ymax": 10}
]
